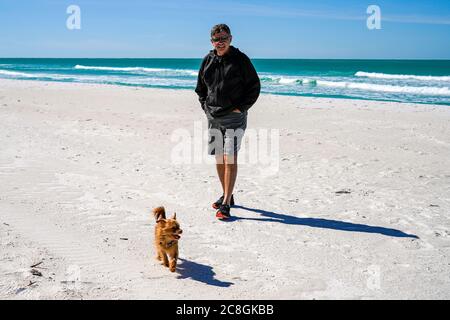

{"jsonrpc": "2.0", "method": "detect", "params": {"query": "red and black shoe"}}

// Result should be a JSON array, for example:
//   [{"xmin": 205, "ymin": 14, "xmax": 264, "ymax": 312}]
[
  {"xmin": 216, "ymin": 204, "xmax": 231, "ymax": 220},
  {"xmin": 212, "ymin": 195, "xmax": 235, "ymax": 209}
]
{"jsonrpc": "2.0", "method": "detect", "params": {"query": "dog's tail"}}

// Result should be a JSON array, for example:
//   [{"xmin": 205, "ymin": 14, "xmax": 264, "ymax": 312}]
[{"xmin": 153, "ymin": 206, "xmax": 166, "ymax": 221}]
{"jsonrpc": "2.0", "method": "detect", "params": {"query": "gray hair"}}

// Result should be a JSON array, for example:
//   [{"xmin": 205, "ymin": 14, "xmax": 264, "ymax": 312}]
[{"xmin": 210, "ymin": 24, "xmax": 231, "ymax": 37}]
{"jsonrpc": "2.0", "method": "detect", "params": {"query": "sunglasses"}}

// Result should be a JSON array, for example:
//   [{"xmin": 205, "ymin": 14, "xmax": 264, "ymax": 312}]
[{"xmin": 211, "ymin": 35, "xmax": 230, "ymax": 43}]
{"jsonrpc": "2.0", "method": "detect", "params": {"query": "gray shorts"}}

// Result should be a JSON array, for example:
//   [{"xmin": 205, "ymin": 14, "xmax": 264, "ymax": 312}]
[{"xmin": 207, "ymin": 111, "xmax": 247, "ymax": 155}]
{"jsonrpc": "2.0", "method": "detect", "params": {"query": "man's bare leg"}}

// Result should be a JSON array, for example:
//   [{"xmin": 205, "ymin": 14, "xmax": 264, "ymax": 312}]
[
  {"xmin": 223, "ymin": 153, "xmax": 238, "ymax": 205},
  {"xmin": 215, "ymin": 154, "xmax": 225, "ymax": 194}
]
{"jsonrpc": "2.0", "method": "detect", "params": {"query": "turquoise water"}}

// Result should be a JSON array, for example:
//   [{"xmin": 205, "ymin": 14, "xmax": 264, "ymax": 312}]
[{"xmin": 1, "ymin": 58, "xmax": 449, "ymax": 105}]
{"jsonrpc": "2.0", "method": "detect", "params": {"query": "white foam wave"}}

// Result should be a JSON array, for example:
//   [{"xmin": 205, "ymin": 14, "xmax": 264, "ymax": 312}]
[
  {"xmin": 74, "ymin": 65, "xmax": 164, "ymax": 72},
  {"xmin": 317, "ymin": 80, "xmax": 450, "ymax": 96},
  {"xmin": 74, "ymin": 65, "xmax": 197, "ymax": 76},
  {"xmin": 355, "ymin": 71, "xmax": 450, "ymax": 82},
  {"xmin": 278, "ymin": 78, "xmax": 298, "ymax": 84},
  {"xmin": 0, "ymin": 70, "xmax": 195, "ymax": 87},
  {"xmin": 3, "ymin": 66, "xmax": 448, "ymax": 97},
  {"xmin": 262, "ymin": 75, "xmax": 317, "ymax": 85},
  {"xmin": 301, "ymin": 79, "xmax": 317, "ymax": 85},
  {"xmin": 0, "ymin": 69, "xmax": 35, "ymax": 78}
]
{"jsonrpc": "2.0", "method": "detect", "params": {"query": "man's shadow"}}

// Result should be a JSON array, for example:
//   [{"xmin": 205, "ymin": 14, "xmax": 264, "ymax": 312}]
[
  {"xmin": 229, "ymin": 205, "xmax": 419, "ymax": 239},
  {"xmin": 176, "ymin": 258, "xmax": 234, "ymax": 287}
]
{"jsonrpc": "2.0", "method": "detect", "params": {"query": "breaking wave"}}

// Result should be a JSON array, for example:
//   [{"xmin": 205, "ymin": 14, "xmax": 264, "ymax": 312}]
[{"xmin": 355, "ymin": 71, "xmax": 450, "ymax": 82}]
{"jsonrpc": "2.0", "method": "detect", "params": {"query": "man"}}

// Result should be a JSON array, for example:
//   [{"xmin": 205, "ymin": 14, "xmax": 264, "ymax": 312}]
[{"xmin": 195, "ymin": 24, "xmax": 261, "ymax": 220}]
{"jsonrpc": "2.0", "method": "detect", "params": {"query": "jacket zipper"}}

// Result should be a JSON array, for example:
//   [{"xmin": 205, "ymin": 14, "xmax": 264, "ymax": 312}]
[{"xmin": 216, "ymin": 58, "xmax": 222, "ymax": 103}]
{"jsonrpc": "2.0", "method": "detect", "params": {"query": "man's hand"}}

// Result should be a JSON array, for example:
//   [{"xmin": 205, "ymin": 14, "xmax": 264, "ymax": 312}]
[{"xmin": 232, "ymin": 108, "xmax": 242, "ymax": 113}]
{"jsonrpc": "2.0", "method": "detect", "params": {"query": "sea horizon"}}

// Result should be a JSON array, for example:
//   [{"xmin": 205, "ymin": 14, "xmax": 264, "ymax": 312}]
[{"xmin": 2, "ymin": 57, "xmax": 450, "ymax": 60}]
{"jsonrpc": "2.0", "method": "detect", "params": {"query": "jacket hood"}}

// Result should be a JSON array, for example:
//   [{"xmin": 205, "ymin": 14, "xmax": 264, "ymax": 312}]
[{"xmin": 208, "ymin": 46, "xmax": 240, "ymax": 59}]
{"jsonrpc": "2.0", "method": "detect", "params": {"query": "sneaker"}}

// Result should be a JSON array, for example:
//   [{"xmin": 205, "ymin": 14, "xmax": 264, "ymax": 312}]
[
  {"xmin": 212, "ymin": 194, "xmax": 235, "ymax": 209},
  {"xmin": 216, "ymin": 204, "xmax": 231, "ymax": 220}
]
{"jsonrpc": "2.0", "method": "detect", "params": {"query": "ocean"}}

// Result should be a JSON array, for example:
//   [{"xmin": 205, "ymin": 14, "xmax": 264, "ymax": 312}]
[{"xmin": 0, "ymin": 58, "xmax": 449, "ymax": 105}]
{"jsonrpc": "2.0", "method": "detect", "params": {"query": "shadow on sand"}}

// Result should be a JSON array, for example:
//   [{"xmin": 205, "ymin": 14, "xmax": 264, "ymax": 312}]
[
  {"xmin": 176, "ymin": 258, "xmax": 234, "ymax": 287},
  {"xmin": 227, "ymin": 205, "xmax": 419, "ymax": 239}
]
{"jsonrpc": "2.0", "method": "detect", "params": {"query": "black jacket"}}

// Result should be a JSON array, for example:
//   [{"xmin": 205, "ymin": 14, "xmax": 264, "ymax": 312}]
[{"xmin": 195, "ymin": 46, "xmax": 260, "ymax": 117}]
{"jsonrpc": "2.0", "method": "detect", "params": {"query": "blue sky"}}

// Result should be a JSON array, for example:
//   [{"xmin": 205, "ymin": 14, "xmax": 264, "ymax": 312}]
[{"xmin": 0, "ymin": 0, "xmax": 449, "ymax": 58}]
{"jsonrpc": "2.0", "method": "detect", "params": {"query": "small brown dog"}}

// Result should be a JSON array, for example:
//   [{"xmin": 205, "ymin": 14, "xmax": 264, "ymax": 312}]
[{"xmin": 152, "ymin": 206, "xmax": 182, "ymax": 272}]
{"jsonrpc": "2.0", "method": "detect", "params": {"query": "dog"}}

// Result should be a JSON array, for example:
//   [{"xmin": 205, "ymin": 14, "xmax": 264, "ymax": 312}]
[{"xmin": 152, "ymin": 206, "xmax": 182, "ymax": 272}]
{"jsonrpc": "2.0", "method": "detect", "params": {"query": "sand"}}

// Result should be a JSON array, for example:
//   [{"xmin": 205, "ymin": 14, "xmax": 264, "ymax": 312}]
[{"xmin": 0, "ymin": 79, "xmax": 449, "ymax": 299}]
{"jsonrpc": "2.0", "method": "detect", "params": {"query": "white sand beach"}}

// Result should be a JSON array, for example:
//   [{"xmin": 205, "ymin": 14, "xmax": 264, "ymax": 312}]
[{"xmin": 1, "ymin": 79, "xmax": 449, "ymax": 299}]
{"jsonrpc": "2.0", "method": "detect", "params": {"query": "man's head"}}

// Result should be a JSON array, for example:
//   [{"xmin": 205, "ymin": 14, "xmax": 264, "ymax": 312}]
[{"xmin": 210, "ymin": 24, "xmax": 232, "ymax": 56}]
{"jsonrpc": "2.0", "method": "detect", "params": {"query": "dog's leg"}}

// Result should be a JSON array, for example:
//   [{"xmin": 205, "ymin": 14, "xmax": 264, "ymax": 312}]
[
  {"xmin": 161, "ymin": 252, "xmax": 169, "ymax": 267},
  {"xmin": 155, "ymin": 242, "xmax": 165, "ymax": 262},
  {"xmin": 169, "ymin": 250, "xmax": 178, "ymax": 272},
  {"xmin": 156, "ymin": 249, "xmax": 169, "ymax": 266},
  {"xmin": 169, "ymin": 258, "xmax": 177, "ymax": 272}
]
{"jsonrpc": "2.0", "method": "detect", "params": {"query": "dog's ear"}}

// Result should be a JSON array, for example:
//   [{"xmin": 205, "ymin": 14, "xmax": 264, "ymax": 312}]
[
  {"xmin": 156, "ymin": 216, "xmax": 166, "ymax": 224},
  {"xmin": 172, "ymin": 212, "xmax": 177, "ymax": 220},
  {"xmin": 153, "ymin": 206, "xmax": 166, "ymax": 221}
]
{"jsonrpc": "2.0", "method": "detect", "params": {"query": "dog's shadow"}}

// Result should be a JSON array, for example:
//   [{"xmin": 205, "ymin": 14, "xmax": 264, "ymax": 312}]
[
  {"xmin": 176, "ymin": 258, "xmax": 234, "ymax": 287},
  {"xmin": 231, "ymin": 205, "xmax": 419, "ymax": 239}
]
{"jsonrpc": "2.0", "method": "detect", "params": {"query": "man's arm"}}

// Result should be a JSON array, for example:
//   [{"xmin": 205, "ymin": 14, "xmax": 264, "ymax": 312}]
[
  {"xmin": 195, "ymin": 57, "xmax": 208, "ymax": 111},
  {"xmin": 236, "ymin": 55, "xmax": 261, "ymax": 113}
]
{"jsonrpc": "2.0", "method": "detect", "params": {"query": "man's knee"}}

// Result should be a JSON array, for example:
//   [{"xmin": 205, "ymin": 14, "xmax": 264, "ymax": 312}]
[
  {"xmin": 215, "ymin": 154, "xmax": 225, "ymax": 164},
  {"xmin": 224, "ymin": 153, "xmax": 238, "ymax": 165}
]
